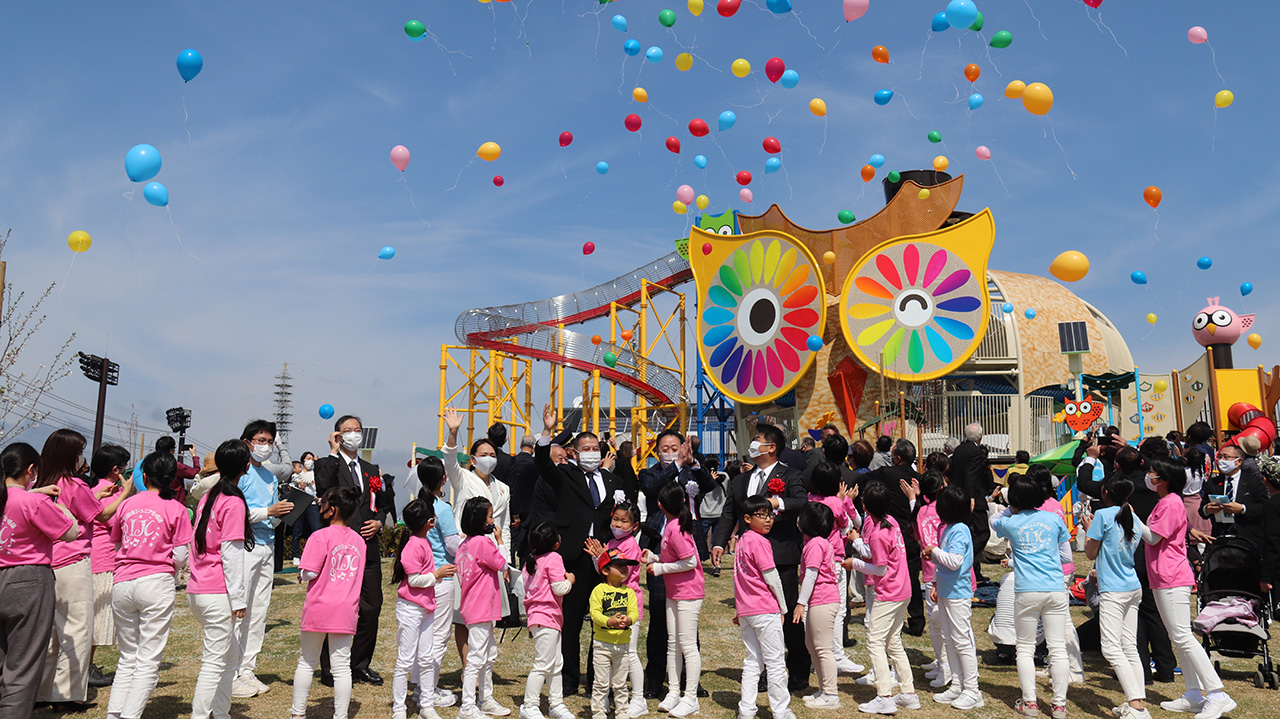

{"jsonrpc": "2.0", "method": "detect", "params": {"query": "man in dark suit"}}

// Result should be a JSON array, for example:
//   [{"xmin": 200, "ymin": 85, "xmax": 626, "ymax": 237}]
[
  {"xmin": 509, "ymin": 434, "xmax": 538, "ymax": 563},
  {"xmin": 861, "ymin": 440, "xmax": 927, "ymax": 635},
  {"xmin": 312, "ymin": 414, "xmax": 391, "ymax": 686},
  {"xmin": 711, "ymin": 424, "xmax": 811, "ymax": 691},
  {"xmin": 948, "ymin": 423, "xmax": 993, "ymax": 583},
  {"xmin": 534, "ymin": 404, "xmax": 622, "ymax": 696},
  {"xmin": 1200, "ymin": 442, "xmax": 1268, "ymax": 548},
  {"xmin": 488, "ymin": 422, "xmax": 514, "ymax": 485}
]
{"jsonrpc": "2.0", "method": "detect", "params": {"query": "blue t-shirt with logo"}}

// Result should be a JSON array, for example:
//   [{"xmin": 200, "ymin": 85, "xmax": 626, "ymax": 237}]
[
  {"xmin": 238, "ymin": 464, "xmax": 279, "ymax": 546},
  {"xmin": 992, "ymin": 509, "xmax": 1071, "ymax": 593},
  {"xmin": 934, "ymin": 522, "xmax": 974, "ymax": 600},
  {"xmin": 1085, "ymin": 505, "xmax": 1144, "ymax": 593},
  {"xmin": 429, "ymin": 496, "xmax": 458, "ymax": 567}
]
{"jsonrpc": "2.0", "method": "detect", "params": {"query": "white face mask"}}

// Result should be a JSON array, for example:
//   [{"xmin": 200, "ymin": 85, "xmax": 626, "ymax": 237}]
[
  {"xmin": 659, "ymin": 451, "xmax": 679, "ymax": 465},
  {"xmin": 250, "ymin": 444, "xmax": 273, "ymax": 463},
  {"xmin": 474, "ymin": 455, "xmax": 498, "ymax": 475},
  {"xmin": 748, "ymin": 440, "xmax": 763, "ymax": 459},
  {"xmin": 611, "ymin": 526, "xmax": 632, "ymax": 539},
  {"xmin": 341, "ymin": 431, "xmax": 363, "ymax": 452},
  {"xmin": 1145, "ymin": 474, "xmax": 1160, "ymax": 492},
  {"xmin": 303, "ymin": 459, "xmax": 314, "ymax": 471},
  {"xmin": 1217, "ymin": 458, "xmax": 1239, "ymax": 475},
  {"xmin": 578, "ymin": 450, "xmax": 602, "ymax": 472}
]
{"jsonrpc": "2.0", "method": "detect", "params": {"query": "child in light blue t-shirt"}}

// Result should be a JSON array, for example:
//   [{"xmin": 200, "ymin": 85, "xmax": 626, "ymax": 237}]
[{"xmin": 922, "ymin": 486, "xmax": 982, "ymax": 709}]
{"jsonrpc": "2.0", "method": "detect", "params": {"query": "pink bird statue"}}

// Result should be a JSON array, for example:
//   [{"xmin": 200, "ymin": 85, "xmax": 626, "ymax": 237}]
[{"xmin": 1192, "ymin": 297, "xmax": 1254, "ymax": 347}]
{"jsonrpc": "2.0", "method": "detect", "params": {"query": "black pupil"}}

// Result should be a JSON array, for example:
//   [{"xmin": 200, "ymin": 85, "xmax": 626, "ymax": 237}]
[
  {"xmin": 899, "ymin": 293, "xmax": 929, "ymax": 311},
  {"xmin": 749, "ymin": 298, "xmax": 776, "ymax": 334}
]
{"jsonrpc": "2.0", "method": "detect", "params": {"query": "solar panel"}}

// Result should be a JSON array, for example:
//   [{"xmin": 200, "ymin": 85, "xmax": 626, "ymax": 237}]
[
  {"xmin": 1058, "ymin": 321, "xmax": 1090, "ymax": 354},
  {"xmin": 361, "ymin": 427, "xmax": 379, "ymax": 450}
]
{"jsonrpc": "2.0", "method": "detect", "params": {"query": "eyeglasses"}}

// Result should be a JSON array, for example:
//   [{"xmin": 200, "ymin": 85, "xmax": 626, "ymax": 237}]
[{"xmin": 749, "ymin": 511, "xmax": 773, "ymax": 519}]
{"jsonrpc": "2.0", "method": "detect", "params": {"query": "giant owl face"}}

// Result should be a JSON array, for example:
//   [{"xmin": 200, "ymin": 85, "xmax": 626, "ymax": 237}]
[
  {"xmin": 1192, "ymin": 297, "xmax": 1254, "ymax": 347},
  {"xmin": 1062, "ymin": 394, "xmax": 1104, "ymax": 432}
]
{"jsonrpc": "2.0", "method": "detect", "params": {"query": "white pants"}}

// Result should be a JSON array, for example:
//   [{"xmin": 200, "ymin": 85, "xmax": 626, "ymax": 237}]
[
  {"xmin": 924, "ymin": 581, "xmax": 950, "ymax": 682},
  {"xmin": 867, "ymin": 597, "xmax": 913, "ymax": 697},
  {"xmin": 393, "ymin": 598, "xmax": 438, "ymax": 713},
  {"xmin": 235, "ymin": 542, "xmax": 274, "ymax": 676},
  {"xmin": 992, "ymin": 575, "xmax": 1083, "ymax": 675},
  {"xmin": 462, "ymin": 622, "xmax": 497, "ymax": 711},
  {"xmin": 189, "ymin": 592, "xmax": 240, "ymax": 719},
  {"xmin": 805, "ymin": 603, "xmax": 838, "ymax": 696},
  {"xmin": 421, "ymin": 577, "xmax": 455, "ymax": 687},
  {"xmin": 523, "ymin": 626, "xmax": 564, "ymax": 712},
  {"xmin": 592, "ymin": 640, "xmax": 630, "ymax": 719},
  {"xmin": 627, "ymin": 622, "xmax": 643, "ymax": 701},
  {"xmin": 1098, "ymin": 589, "xmax": 1145, "ymax": 702},
  {"xmin": 39, "ymin": 557, "xmax": 94, "ymax": 702},
  {"xmin": 832, "ymin": 566, "xmax": 849, "ymax": 661},
  {"xmin": 1014, "ymin": 591, "xmax": 1069, "ymax": 706},
  {"xmin": 1154, "ymin": 586, "xmax": 1224, "ymax": 696},
  {"xmin": 108, "ymin": 574, "xmax": 175, "ymax": 718},
  {"xmin": 665, "ymin": 598, "xmax": 702, "ymax": 699},
  {"xmin": 936, "ymin": 597, "xmax": 978, "ymax": 695},
  {"xmin": 291, "ymin": 631, "xmax": 353, "ymax": 719},
  {"xmin": 739, "ymin": 613, "xmax": 789, "ymax": 716}
]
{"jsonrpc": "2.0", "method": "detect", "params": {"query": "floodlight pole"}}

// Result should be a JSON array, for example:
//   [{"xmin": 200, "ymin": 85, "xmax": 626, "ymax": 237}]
[{"xmin": 92, "ymin": 357, "xmax": 109, "ymax": 453}]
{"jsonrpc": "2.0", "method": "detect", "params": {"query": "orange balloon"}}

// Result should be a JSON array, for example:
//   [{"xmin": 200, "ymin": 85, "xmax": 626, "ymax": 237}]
[
  {"xmin": 1143, "ymin": 186, "xmax": 1162, "ymax": 209},
  {"xmin": 964, "ymin": 64, "xmax": 980, "ymax": 83},
  {"xmin": 591, "ymin": 335, "xmax": 602, "ymax": 346},
  {"xmin": 872, "ymin": 45, "xmax": 890, "ymax": 64},
  {"xmin": 860, "ymin": 164, "xmax": 875, "ymax": 182},
  {"xmin": 621, "ymin": 330, "xmax": 634, "ymax": 342}
]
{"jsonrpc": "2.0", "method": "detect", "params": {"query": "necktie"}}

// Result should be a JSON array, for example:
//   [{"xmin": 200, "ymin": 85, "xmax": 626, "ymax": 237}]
[
  {"xmin": 1225, "ymin": 473, "xmax": 1235, "ymax": 502},
  {"xmin": 349, "ymin": 460, "xmax": 362, "ymax": 492},
  {"xmin": 588, "ymin": 472, "xmax": 601, "ymax": 507},
  {"xmin": 751, "ymin": 469, "xmax": 765, "ymax": 496}
]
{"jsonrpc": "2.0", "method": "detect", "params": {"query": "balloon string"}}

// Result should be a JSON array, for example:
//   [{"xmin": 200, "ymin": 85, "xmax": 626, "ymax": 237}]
[
  {"xmin": 421, "ymin": 25, "xmax": 472, "ymax": 76},
  {"xmin": 57, "ymin": 254, "xmax": 76, "ymax": 306},
  {"xmin": 576, "ymin": 187, "xmax": 594, "ymax": 208},
  {"xmin": 489, "ymin": 2, "xmax": 498, "ymax": 49},
  {"xmin": 979, "ymin": 33, "xmax": 1003, "ymax": 77},
  {"xmin": 781, "ymin": 164, "xmax": 794, "ymax": 203},
  {"xmin": 181, "ymin": 93, "xmax": 192, "ymax": 144},
  {"xmin": 1207, "ymin": 42, "xmax": 1225, "ymax": 86},
  {"xmin": 617, "ymin": 55, "xmax": 628, "ymax": 95},
  {"xmin": 1046, "ymin": 117, "xmax": 1078, "ymax": 180},
  {"xmin": 988, "ymin": 158, "xmax": 1011, "ymax": 197},
  {"xmin": 821, "ymin": 36, "xmax": 841, "ymax": 83},
  {"xmin": 166, "ymin": 206, "xmax": 201, "ymax": 262},
  {"xmin": 789, "ymin": 8, "xmax": 825, "ymax": 52},
  {"xmin": 445, "ymin": 157, "xmax": 476, "ymax": 193},
  {"xmin": 1092, "ymin": 9, "xmax": 1128, "ymax": 58},
  {"xmin": 400, "ymin": 175, "xmax": 432, "ymax": 227},
  {"xmin": 1210, "ymin": 106, "xmax": 1217, "ymax": 156},
  {"xmin": 917, "ymin": 31, "xmax": 932, "ymax": 82},
  {"xmin": 1151, "ymin": 208, "xmax": 1161, "ymax": 245},
  {"xmin": 818, "ymin": 117, "xmax": 828, "ymax": 156},
  {"xmin": 513, "ymin": 0, "xmax": 531, "ymax": 56},
  {"xmin": 766, "ymin": 108, "xmax": 782, "ymax": 125},
  {"xmin": 1022, "ymin": 0, "xmax": 1048, "ymax": 41},
  {"xmin": 708, "ymin": 135, "xmax": 736, "ymax": 173},
  {"xmin": 894, "ymin": 90, "xmax": 921, "ymax": 121}
]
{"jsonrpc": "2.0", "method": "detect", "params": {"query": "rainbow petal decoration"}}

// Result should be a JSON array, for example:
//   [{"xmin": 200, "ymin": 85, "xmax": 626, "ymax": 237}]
[
  {"xmin": 691, "ymin": 227, "xmax": 827, "ymax": 403},
  {"xmin": 839, "ymin": 210, "xmax": 995, "ymax": 381}
]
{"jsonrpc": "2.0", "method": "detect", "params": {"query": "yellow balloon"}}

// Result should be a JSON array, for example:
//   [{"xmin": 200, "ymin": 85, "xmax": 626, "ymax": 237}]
[
  {"xmin": 633, "ymin": 87, "xmax": 648, "ymax": 103},
  {"xmin": 932, "ymin": 155, "xmax": 949, "ymax": 172},
  {"xmin": 1022, "ymin": 82, "xmax": 1054, "ymax": 115},
  {"xmin": 673, "ymin": 200, "xmax": 688, "ymax": 215},
  {"xmin": 822, "ymin": 251, "xmax": 836, "ymax": 265},
  {"xmin": 1248, "ymin": 333, "xmax": 1262, "ymax": 350},
  {"xmin": 675, "ymin": 53, "xmax": 693, "ymax": 72},
  {"xmin": 917, "ymin": 188, "xmax": 931, "ymax": 200},
  {"xmin": 1215, "ymin": 90, "xmax": 1234, "ymax": 108},
  {"xmin": 688, "ymin": 0, "xmax": 703, "ymax": 16},
  {"xmin": 809, "ymin": 98, "xmax": 827, "ymax": 117},
  {"xmin": 731, "ymin": 59, "xmax": 751, "ymax": 78},
  {"xmin": 1049, "ymin": 250, "xmax": 1090, "ymax": 282},
  {"xmin": 477, "ymin": 142, "xmax": 501, "ymax": 161},
  {"xmin": 695, "ymin": 194, "xmax": 709, "ymax": 210},
  {"xmin": 1146, "ymin": 313, "xmax": 1158, "ymax": 324},
  {"xmin": 67, "ymin": 230, "xmax": 91, "ymax": 253},
  {"xmin": 1004, "ymin": 80, "xmax": 1026, "ymax": 99},
  {"xmin": 1153, "ymin": 379, "xmax": 1169, "ymax": 394}
]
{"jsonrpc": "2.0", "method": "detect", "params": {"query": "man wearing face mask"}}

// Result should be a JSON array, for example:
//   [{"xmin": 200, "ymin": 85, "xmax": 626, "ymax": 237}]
[
  {"xmin": 313, "ymin": 415, "xmax": 392, "ymax": 687},
  {"xmin": 1200, "ymin": 442, "xmax": 1267, "ymax": 547}
]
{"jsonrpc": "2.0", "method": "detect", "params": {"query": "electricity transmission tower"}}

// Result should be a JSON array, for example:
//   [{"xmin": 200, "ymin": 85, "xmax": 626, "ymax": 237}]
[{"xmin": 273, "ymin": 363, "xmax": 293, "ymax": 453}]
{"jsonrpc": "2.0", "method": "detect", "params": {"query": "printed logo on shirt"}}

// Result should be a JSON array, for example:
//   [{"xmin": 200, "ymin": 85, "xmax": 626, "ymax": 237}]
[
  {"xmin": 1014, "ymin": 521, "xmax": 1052, "ymax": 554},
  {"xmin": 0, "ymin": 515, "xmax": 17, "ymax": 554},
  {"xmin": 122, "ymin": 509, "xmax": 166, "ymax": 548},
  {"xmin": 599, "ymin": 586, "xmax": 631, "ymax": 616},
  {"xmin": 328, "ymin": 543, "xmax": 363, "ymax": 582}
]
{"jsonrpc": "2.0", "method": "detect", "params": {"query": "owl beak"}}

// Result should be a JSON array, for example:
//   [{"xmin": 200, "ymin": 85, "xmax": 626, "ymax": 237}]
[{"xmin": 1208, "ymin": 325, "xmax": 1216, "ymax": 336}]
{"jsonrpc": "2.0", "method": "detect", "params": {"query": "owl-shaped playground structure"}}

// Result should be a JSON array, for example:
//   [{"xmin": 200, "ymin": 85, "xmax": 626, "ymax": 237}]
[
  {"xmin": 1192, "ymin": 298, "xmax": 1254, "ymax": 347},
  {"xmin": 1061, "ymin": 394, "xmax": 1105, "ymax": 432}
]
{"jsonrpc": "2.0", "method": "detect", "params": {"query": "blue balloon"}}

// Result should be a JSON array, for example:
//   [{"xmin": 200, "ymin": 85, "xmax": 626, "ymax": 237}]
[
  {"xmin": 378, "ymin": 246, "xmax": 396, "ymax": 260},
  {"xmin": 764, "ymin": 157, "xmax": 781, "ymax": 174},
  {"xmin": 718, "ymin": 111, "xmax": 737, "ymax": 131},
  {"xmin": 1241, "ymin": 282, "xmax": 1254, "ymax": 296},
  {"xmin": 645, "ymin": 46, "xmax": 663, "ymax": 63},
  {"xmin": 319, "ymin": 404, "xmax": 335, "ymax": 420},
  {"xmin": 945, "ymin": 0, "xmax": 979, "ymax": 30},
  {"xmin": 968, "ymin": 93, "xmax": 984, "ymax": 110},
  {"xmin": 176, "ymin": 49, "xmax": 203, "ymax": 83},
  {"xmin": 596, "ymin": 161, "xmax": 610, "ymax": 175},
  {"xmin": 874, "ymin": 89, "xmax": 894, "ymax": 106},
  {"xmin": 1130, "ymin": 271, "xmax": 1148, "ymax": 285},
  {"xmin": 1001, "ymin": 302, "xmax": 1015, "ymax": 314},
  {"xmin": 694, "ymin": 155, "xmax": 707, "ymax": 169},
  {"xmin": 932, "ymin": 12, "xmax": 950, "ymax": 32},
  {"xmin": 868, "ymin": 154, "xmax": 886, "ymax": 168},
  {"xmin": 125, "ymin": 144, "xmax": 162, "ymax": 182},
  {"xmin": 1024, "ymin": 308, "xmax": 1037, "ymax": 319},
  {"xmin": 611, "ymin": 15, "xmax": 627, "ymax": 32},
  {"xmin": 623, "ymin": 39, "xmax": 640, "ymax": 56},
  {"xmin": 766, "ymin": 0, "xmax": 792, "ymax": 13},
  {"xmin": 1197, "ymin": 256, "xmax": 1213, "ymax": 270},
  {"xmin": 143, "ymin": 181, "xmax": 169, "ymax": 207},
  {"xmin": 806, "ymin": 334, "xmax": 823, "ymax": 352},
  {"xmin": 408, "ymin": 35, "xmax": 425, "ymax": 42},
  {"xmin": 779, "ymin": 69, "xmax": 799, "ymax": 89}
]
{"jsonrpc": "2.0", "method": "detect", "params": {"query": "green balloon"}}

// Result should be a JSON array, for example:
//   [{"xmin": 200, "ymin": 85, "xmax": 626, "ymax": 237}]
[
  {"xmin": 887, "ymin": 171, "xmax": 901, "ymax": 183},
  {"xmin": 404, "ymin": 20, "xmax": 426, "ymax": 38},
  {"xmin": 969, "ymin": 11, "xmax": 984, "ymax": 32},
  {"xmin": 928, "ymin": 131, "xmax": 942, "ymax": 143},
  {"xmin": 659, "ymin": 9, "xmax": 677, "ymax": 28},
  {"xmin": 837, "ymin": 210, "xmax": 856, "ymax": 224},
  {"xmin": 603, "ymin": 352, "xmax": 618, "ymax": 368},
  {"xmin": 990, "ymin": 30, "xmax": 1012, "ymax": 49}
]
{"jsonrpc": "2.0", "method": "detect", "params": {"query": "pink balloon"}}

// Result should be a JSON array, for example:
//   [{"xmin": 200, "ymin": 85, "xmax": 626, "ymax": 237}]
[
  {"xmin": 390, "ymin": 145, "xmax": 410, "ymax": 172},
  {"xmin": 975, "ymin": 145, "xmax": 991, "ymax": 161},
  {"xmin": 843, "ymin": 0, "xmax": 869, "ymax": 22},
  {"xmin": 1187, "ymin": 26, "xmax": 1208, "ymax": 44},
  {"xmin": 739, "ymin": 188, "xmax": 753, "ymax": 203},
  {"xmin": 676, "ymin": 185, "xmax": 695, "ymax": 205}
]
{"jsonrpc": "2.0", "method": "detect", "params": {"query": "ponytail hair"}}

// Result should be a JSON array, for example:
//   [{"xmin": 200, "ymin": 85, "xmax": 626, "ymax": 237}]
[
  {"xmin": 656, "ymin": 481, "xmax": 694, "ymax": 535},
  {"xmin": 862, "ymin": 480, "xmax": 892, "ymax": 529},
  {"xmin": 523, "ymin": 522, "xmax": 560, "ymax": 577},
  {"xmin": 392, "ymin": 499, "xmax": 436, "ymax": 585},
  {"xmin": 141, "ymin": 451, "xmax": 178, "ymax": 501},
  {"xmin": 195, "ymin": 440, "xmax": 256, "ymax": 554},
  {"xmin": 1103, "ymin": 475, "xmax": 1137, "ymax": 543},
  {"xmin": 0, "ymin": 442, "xmax": 42, "ymax": 521}
]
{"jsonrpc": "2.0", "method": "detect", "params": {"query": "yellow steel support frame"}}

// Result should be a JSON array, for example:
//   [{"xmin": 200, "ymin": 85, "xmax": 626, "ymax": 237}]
[
  {"xmin": 610, "ymin": 280, "xmax": 688, "ymax": 471},
  {"xmin": 437, "ymin": 344, "xmax": 534, "ymax": 452}
]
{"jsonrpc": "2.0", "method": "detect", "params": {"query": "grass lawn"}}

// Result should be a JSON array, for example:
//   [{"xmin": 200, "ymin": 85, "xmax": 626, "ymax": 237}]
[{"xmin": 41, "ymin": 553, "xmax": 1279, "ymax": 718}]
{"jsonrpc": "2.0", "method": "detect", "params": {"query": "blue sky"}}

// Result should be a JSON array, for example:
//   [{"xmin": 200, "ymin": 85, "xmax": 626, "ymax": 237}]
[{"xmin": 0, "ymin": 1, "xmax": 1274, "ymax": 483}]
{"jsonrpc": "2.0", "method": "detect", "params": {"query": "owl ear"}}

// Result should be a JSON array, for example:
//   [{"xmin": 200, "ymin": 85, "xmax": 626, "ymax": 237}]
[{"xmin": 1240, "ymin": 314, "xmax": 1255, "ymax": 330}]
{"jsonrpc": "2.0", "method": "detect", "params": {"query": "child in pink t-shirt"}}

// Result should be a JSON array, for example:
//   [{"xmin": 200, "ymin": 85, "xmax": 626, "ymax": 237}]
[
  {"xmin": 87, "ymin": 444, "xmax": 133, "ymax": 683},
  {"xmin": 585, "ymin": 501, "xmax": 646, "ymax": 717},
  {"xmin": 106, "ymin": 451, "xmax": 193, "ymax": 719},
  {"xmin": 731, "ymin": 495, "xmax": 791, "ymax": 718},
  {"xmin": 521, "ymin": 522, "xmax": 575, "ymax": 719},
  {"xmin": 391, "ymin": 499, "xmax": 456, "ymax": 719},
  {"xmin": 807, "ymin": 462, "xmax": 862, "ymax": 674},
  {"xmin": 912, "ymin": 470, "xmax": 950, "ymax": 689},
  {"xmin": 796, "ymin": 501, "xmax": 841, "ymax": 708},
  {"xmin": 455, "ymin": 496, "xmax": 510, "ymax": 719},
  {"xmin": 290, "ymin": 486, "xmax": 367, "ymax": 719},
  {"xmin": 642, "ymin": 482, "xmax": 704, "ymax": 717}
]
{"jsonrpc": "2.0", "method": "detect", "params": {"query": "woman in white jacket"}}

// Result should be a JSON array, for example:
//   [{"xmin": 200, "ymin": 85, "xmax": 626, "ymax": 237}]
[{"xmin": 441, "ymin": 408, "xmax": 511, "ymax": 562}]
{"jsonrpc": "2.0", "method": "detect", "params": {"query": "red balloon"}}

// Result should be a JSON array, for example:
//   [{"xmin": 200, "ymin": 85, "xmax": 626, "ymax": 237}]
[
  {"xmin": 688, "ymin": 118, "xmax": 709, "ymax": 137},
  {"xmin": 1083, "ymin": 0, "xmax": 1103, "ymax": 7},
  {"xmin": 624, "ymin": 114, "xmax": 642, "ymax": 132},
  {"xmin": 702, "ymin": 243, "xmax": 713, "ymax": 255},
  {"xmin": 559, "ymin": 131, "xmax": 573, "ymax": 147},
  {"xmin": 493, "ymin": 175, "xmax": 504, "ymax": 187},
  {"xmin": 736, "ymin": 171, "xmax": 752, "ymax": 186},
  {"xmin": 718, "ymin": 0, "xmax": 741, "ymax": 17},
  {"xmin": 583, "ymin": 241, "xmax": 596, "ymax": 256},
  {"xmin": 762, "ymin": 137, "xmax": 781, "ymax": 154},
  {"xmin": 765, "ymin": 57, "xmax": 785, "ymax": 83},
  {"xmin": 665, "ymin": 136, "xmax": 681, "ymax": 154}
]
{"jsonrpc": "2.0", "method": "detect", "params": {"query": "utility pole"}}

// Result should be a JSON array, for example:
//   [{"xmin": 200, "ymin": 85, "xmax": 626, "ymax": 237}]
[
  {"xmin": 77, "ymin": 352, "xmax": 119, "ymax": 453},
  {"xmin": 165, "ymin": 407, "xmax": 192, "ymax": 453},
  {"xmin": 273, "ymin": 363, "xmax": 293, "ymax": 455}
]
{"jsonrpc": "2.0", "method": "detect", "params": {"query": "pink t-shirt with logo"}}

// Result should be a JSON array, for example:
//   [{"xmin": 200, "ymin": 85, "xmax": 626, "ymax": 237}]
[
  {"xmin": 1145, "ymin": 492, "xmax": 1195, "ymax": 590},
  {"xmin": 457, "ymin": 535, "xmax": 506, "ymax": 625},
  {"xmin": 110, "ymin": 491, "xmax": 193, "ymax": 584},
  {"xmin": 733, "ymin": 529, "xmax": 780, "ymax": 617},
  {"xmin": 802, "ymin": 535, "xmax": 839, "ymax": 606},
  {"xmin": 51, "ymin": 477, "xmax": 99, "ymax": 569},
  {"xmin": 188, "ymin": 492, "xmax": 247, "ymax": 594},
  {"xmin": 396, "ymin": 534, "xmax": 438, "ymax": 612},
  {"xmin": 0, "ymin": 486, "xmax": 76, "ymax": 568},
  {"xmin": 915, "ymin": 501, "xmax": 942, "ymax": 583},
  {"xmin": 524, "ymin": 551, "xmax": 567, "ymax": 630},
  {"xmin": 89, "ymin": 479, "xmax": 117, "ymax": 574},
  {"xmin": 660, "ymin": 519, "xmax": 705, "ymax": 601},
  {"xmin": 299, "ymin": 525, "xmax": 367, "ymax": 635},
  {"xmin": 808, "ymin": 494, "xmax": 854, "ymax": 559},
  {"xmin": 868, "ymin": 515, "xmax": 910, "ymax": 602},
  {"xmin": 607, "ymin": 533, "xmax": 644, "ymax": 621}
]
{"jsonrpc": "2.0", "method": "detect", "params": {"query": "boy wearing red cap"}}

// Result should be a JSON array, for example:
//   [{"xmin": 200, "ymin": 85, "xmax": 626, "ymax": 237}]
[{"xmin": 589, "ymin": 549, "xmax": 640, "ymax": 719}]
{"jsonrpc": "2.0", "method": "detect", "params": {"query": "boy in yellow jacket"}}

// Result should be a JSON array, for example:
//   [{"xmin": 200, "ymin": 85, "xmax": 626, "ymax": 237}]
[{"xmin": 589, "ymin": 549, "xmax": 639, "ymax": 719}]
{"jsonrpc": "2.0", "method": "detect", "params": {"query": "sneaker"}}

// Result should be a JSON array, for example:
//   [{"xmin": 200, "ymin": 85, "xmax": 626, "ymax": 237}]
[
  {"xmin": 893, "ymin": 694, "xmax": 921, "ymax": 710},
  {"xmin": 435, "ymin": 690, "xmax": 459, "ymax": 708},
  {"xmin": 1111, "ymin": 707, "xmax": 1125, "ymax": 717},
  {"xmin": 922, "ymin": 661, "xmax": 938, "ymax": 672},
  {"xmin": 520, "ymin": 708, "xmax": 546, "ymax": 719},
  {"xmin": 247, "ymin": 672, "xmax": 270, "ymax": 694},
  {"xmin": 856, "ymin": 673, "xmax": 878, "ymax": 686},
  {"xmin": 480, "ymin": 699, "xmax": 513, "ymax": 717},
  {"xmin": 1036, "ymin": 668, "xmax": 1050, "ymax": 678},
  {"xmin": 548, "ymin": 705, "xmax": 573, "ymax": 719},
  {"xmin": 1122, "ymin": 708, "xmax": 1152, "ymax": 719},
  {"xmin": 933, "ymin": 688, "xmax": 962, "ymax": 705},
  {"xmin": 394, "ymin": 710, "xmax": 408, "ymax": 719},
  {"xmin": 929, "ymin": 675, "xmax": 951, "ymax": 689},
  {"xmin": 1160, "ymin": 697, "xmax": 1205, "ymax": 714},
  {"xmin": 670, "ymin": 698, "xmax": 699, "ymax": 718},
  {"xmin": 924, "ymin": 668, "xmax": 939, "ymax": 680},
  {"xmin": 1051, "ymin": 706, "xmax": 1068, "ymax": 719},
  {"xmin": 1070, "ymin": 672, "xmax": 1085, "ymax": 685},
  {"xmin": 658, "ymin": 693, "xmax": 682, "ymax": 713},
  {"xmin": 837, "ymin": 658, "xmax": 866, "ymax": 674},
  {"xmin": 1014, "ymin": 699, "xmax": 1040, "ymax": 718},
  {"xmin": 1193, "ymin": 695, "xmax": 1236, "ymax": 719},
  {"xmin": 419, "ymin": 709, "xmax": 442, "ymax": 719},
  {"xmin": 628, "ymin": 698, "xmax": 649, "ymax": 718},
  {"xmin": 459, "ymin": 707, "xmax": 487, "ymax": 719},
  {"xmin": 803, "ymin": 692, "xmax": 824, "ymax": 705},
  {"xmin": 87, "ymin": 664, "xmax": 111, "ymax": 688},
  {"xmin": 774, "ymin": 712, "xmax": 796, "ymax": 719},
  {"xmin": 807, "ymin": 695, "xmax": 841, "ymax": 710},
  {"xmin": 951, "ymin": 692, "xmax": 984, "ymax": 711},
  {"xmin": 230, "ymin": 675, "xmax": 259, "ymax": 698},
  {"xmin": 858, "ymin": 696, "xmax": 898, "ymax": 715}
]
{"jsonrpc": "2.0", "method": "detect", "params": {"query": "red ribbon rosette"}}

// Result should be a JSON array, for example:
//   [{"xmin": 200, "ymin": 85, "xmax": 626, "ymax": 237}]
[{"xmin": 767, "ymin": 477, "xmax": 786, "ymax": 514}]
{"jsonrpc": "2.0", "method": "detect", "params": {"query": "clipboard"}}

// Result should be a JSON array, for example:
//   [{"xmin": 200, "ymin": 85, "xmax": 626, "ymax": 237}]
[{"xmin": 282, "ymin": 487, "xmax": 316, "ymax": 527}]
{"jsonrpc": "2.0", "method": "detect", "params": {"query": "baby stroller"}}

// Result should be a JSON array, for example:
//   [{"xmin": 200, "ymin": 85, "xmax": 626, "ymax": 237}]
[{"xmin": 1194, "ymin": 535, "xmax": 1277, "ymax": 689}]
